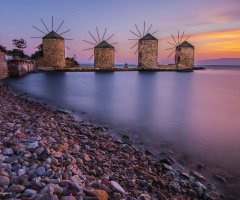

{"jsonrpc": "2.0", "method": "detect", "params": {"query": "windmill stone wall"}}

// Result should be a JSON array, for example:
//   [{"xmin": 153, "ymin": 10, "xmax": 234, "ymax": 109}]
[
  {"xmin": 138, "ymin": 33, "xmax": 158, "ymax": 69},
  {"xmin": 43, "ymin": 31, "xmax": 65, "ymax": 68},
  {"xmin": 0, "ymin": 51, "xmax": 9, "ymax": 79},
  {"xmin": 175, "ymin": 41, "xmax": 194, "ymax": 69},
  {"xmin": 94, "ymin": 41, "xmax": 114, "ymax": 69}
]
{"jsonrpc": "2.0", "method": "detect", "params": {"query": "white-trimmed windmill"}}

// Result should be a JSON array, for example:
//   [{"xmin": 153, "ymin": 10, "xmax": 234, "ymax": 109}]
[
  {"xmin": 31, "ymin": 17, "xmax": 72, "ymax": 68},
  {"xmin": 129, "ymin": 22, "xmax": 158, "ymax": 69},
  {"xmin": 83, "ymin": 28, "xmax": 117, "ymax": 70},
  {"xmin": 166, "ymin": 31, "xmax": 194, "ymax": 69}
]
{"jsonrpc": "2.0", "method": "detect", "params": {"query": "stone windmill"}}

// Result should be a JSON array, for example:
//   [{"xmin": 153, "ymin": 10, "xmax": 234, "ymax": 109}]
[
  {"xmin": 83, "ymin": 28, "xmax": 117, "ymax": 70},
  {"xmin": 129, "ymin": 22, "xmax": 158, "ymax": 69},
  {"xmin": 31, "ymin": 17, "xmax": 72, "ymax": 68},
  {"xmin": 166, "ymin": 31, "xmax": 194, "ymax": 69}
]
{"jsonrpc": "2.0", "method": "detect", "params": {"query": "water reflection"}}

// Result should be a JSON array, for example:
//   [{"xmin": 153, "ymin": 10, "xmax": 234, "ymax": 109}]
[
  {"xmin": 43, "ymin": 73, "xmax": 66, "ymax": 95},
  {"xmin": 41, "ymin": 72, "xmax": 67, "ymax": 107},
  {"xmin": 93, "ymin": 72, "xmax": 115, "ymax": 119},
  {"xmin": 136, "ymin": 72, "xmax": 158, "ymax": 126}
]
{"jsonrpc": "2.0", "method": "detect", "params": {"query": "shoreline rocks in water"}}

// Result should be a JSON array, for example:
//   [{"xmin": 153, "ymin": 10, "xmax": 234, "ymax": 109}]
[{"xmin": 0, "ymin": 81, "xmax": 234, "ymax": 200}]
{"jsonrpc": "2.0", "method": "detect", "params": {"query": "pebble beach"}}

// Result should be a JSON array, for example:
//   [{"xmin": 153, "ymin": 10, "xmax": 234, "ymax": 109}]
[{"xmin": 0, "ymin": 80, "xmax": 229, "ymax": 200}]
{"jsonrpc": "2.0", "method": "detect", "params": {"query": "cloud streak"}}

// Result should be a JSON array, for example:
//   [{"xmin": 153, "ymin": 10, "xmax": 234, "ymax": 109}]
[{"xmin": 192, "ymin": 29, "xmax": 240, "ymax": 60}]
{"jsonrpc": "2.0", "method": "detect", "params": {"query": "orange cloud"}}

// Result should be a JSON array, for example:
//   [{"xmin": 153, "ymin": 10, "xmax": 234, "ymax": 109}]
[{"xmin": 191, "ymin": 29, "xmax": 240, "ymax": 60}]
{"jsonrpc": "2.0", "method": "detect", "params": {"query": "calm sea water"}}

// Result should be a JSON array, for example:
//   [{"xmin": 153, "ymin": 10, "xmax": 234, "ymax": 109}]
[{"xmin": 7, "ymin": 65, "xmax": 240, "ymax": 197}]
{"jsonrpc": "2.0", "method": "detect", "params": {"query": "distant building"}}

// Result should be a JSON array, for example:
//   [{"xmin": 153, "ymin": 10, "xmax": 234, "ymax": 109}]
[
  {"xmin": 138, "ymin": 33, "xmax": 158, "ymax": 69},
  {"xmin": 175, "ymin": 41, "xmax": 194, "ymax": 69},
  {"xmin": 94, "ymin": 41, "xmax": 114, "ymax": 69},
  {"xmin": 5, "ymin": 55, "xmax": 13, "ymax": 62},
  {"xmin": 43, "ymin": 31, "xmax": 65, "ymax": 68}
]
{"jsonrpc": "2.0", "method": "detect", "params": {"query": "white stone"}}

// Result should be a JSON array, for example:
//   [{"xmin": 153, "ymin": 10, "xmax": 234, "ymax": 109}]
[
  {"xmin": 110, "ymin": 181, "xmax": 126, "ymax": 194},
  {"xmin": 70, "ymin": 175, "xmax": 82, "ymax": 185},
  {"xmin": 137, "ymin": 194, "xmax": 151, "ymax": 200},
  {"xmin": 24, "ymin": 189, "xmax": 37, "ymax": 196},
  {"xmin": 18, "ymin": 169, "xmax": 26, "ymax": 176},
  {"xmin": 2, "ymin": 148, "xmax": 14, "ymax": 155},
  {"xmin": 27, "ymin": 142, "xmax": 38, "ymax": 150}
]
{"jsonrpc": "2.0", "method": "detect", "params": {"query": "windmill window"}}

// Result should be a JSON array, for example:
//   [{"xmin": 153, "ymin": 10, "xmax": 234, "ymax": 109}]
[{"xmin": 178, "ymin": 56, "xmax": 180, "ymax": 62}]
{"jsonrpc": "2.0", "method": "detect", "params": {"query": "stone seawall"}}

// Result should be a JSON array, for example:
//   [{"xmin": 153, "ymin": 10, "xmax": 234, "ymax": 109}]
[
  {"xmin": 158, "ymin": 65, "xmax": 176, "ymax": 69},
  {"xmin": 0, "ymin": 51, "xmax": 9, "ymax": 79},
  {"xmin": 38, "ymin": 66, "xmax": 204, "ymax": 72}
]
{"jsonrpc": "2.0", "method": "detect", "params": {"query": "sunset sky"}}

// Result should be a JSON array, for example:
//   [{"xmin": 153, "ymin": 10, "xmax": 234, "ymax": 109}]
[{"xmin": 0, "ymin": 0, "xmax": 239, "ymax": 64}]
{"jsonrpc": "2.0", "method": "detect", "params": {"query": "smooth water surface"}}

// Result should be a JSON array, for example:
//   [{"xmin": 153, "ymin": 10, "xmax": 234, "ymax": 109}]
[{"xmin": 7, "ymin": 66, "xmax": 240, "ymax": 196}]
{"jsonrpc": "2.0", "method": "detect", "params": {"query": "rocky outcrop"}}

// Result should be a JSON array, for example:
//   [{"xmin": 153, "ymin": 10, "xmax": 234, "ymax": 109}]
[
  {"xmin": 0, "ymin": 51, "xmax": 8, "ymax": 79},
  {"xmin": 65, "ymin": 59, "xmax": 79, "ymax": 68}
]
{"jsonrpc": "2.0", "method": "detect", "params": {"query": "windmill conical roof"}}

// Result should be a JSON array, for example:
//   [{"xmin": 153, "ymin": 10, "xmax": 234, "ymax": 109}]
[
  {"xmin": 177, "ymin": 41, "xmax": 194, "ymax": 48},
  {"xmin": 139, "ymin": 33, "xmax": 157, "ymax": 41},
  {"xmin": 43, "ymin": 31, "xmax": 64, "ymax": 40},
  {"xmin": 95, "ymin": 41, "xmax": 114, "ymax": 49}
]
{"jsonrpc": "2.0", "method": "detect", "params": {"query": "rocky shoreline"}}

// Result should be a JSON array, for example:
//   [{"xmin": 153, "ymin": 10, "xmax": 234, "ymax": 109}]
[{"xmin": 0, "ymin": 80, "xmax": 231, "ymax": 200}]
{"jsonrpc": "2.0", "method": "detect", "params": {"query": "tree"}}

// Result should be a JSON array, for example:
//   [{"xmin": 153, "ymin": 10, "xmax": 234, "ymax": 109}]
[
  {"xmin": 0, "ymin": 45, "xmax": 7, "ymax": 53},
  {"xmin": 65, "ymin": 55, "xmax": 79, "ymax": 67},
  {"xmin": 12, "ymin": 38, "xmax": 27, "ymax": 52},
  {"xmin": 31, "ymin": 44, "xmax": 43, "ymax": 60},
  {"xmin": 37, "ymin": 44, "xmax": 43, "ymax": 51},
  {"xmin": 8, "ymin": 49, "xmax": 25, "ymax": 58}
]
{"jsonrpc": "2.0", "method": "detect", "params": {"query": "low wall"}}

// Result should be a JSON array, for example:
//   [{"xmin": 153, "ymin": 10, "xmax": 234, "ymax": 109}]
[
  {"xmin": 158, "ymin": 64, "xmax": 176, "ymax": 69},
  {"xmin": 177, "ymin": 64, "xmax": 193, "ymax": 69},
  {"xmin": 35, "ymin": 58, "xmax": 44, "ymax": 68},
  {"xmin": 8, "ymin": 62, "xmax": 35, "ymax": 77},
  {"xmin": 0, "ymin": 51, "xmax": 9, "ymax": 79},
  {"xmin": 27, "ymin": 63, "xmax": 34, "ymax": 72},
  {"xmin": 37, "ymin": 64, "xmax": 204, "ymax": 72},
  {"xmin": 159, "ymin": 64, "xmax": 194, "ymax": 70}
]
